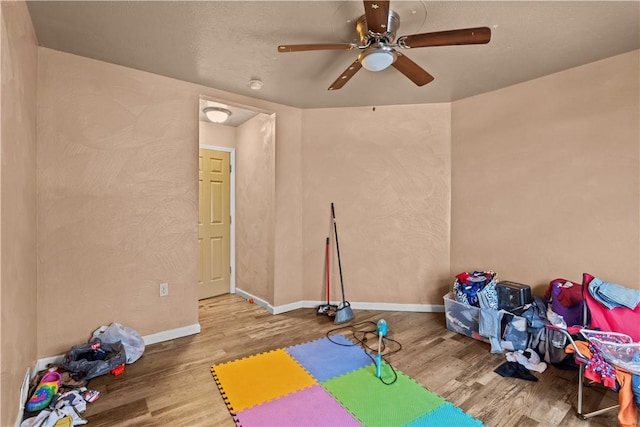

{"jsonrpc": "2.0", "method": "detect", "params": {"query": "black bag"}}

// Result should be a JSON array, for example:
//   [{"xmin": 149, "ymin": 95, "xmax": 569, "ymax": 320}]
[{"xmin": 63, "ymin": 338, "xmax": 126, "ymax": 381}]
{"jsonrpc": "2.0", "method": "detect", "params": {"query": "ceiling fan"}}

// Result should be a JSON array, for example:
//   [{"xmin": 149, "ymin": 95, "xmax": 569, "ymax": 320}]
[{"xmin": 277, "ymin": 0, "xmax": 491, "ymax": 90}]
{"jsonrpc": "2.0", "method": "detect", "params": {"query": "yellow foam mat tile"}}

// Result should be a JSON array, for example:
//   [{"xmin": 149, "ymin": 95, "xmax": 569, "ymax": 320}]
[{"xmin": 211, "ymin": 348, "xmax": 316, "ymax": 412}]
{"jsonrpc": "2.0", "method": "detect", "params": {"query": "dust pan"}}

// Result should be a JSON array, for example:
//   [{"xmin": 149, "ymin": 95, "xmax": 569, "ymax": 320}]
[{"xmin": 334, "ymin": 301, "xmax": 354, "ymax": 324}]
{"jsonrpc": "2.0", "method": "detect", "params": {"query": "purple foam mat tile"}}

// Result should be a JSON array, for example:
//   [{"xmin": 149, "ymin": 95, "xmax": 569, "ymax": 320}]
[
  {"xmin": 285, "ymin": 335, "xmax": 373, "ymax": 382},
  {"xmin": 235, "ymin": 384, "xmax": 361, "ymax": 427}
]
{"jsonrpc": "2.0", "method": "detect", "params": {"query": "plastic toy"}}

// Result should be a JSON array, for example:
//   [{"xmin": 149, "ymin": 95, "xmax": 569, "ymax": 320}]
[
  {"xmin": 110, "ymin": 363, "xmax": 125, "ymax": 376},
  {"xmin": 376, "ymin": 319, "xmax": 388, "ymax": 378}
]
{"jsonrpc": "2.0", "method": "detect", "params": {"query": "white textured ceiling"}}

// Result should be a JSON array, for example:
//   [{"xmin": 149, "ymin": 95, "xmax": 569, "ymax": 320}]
[{"xmin": 26, "ymin": 1, "xmax": 640, "ymax": 109}]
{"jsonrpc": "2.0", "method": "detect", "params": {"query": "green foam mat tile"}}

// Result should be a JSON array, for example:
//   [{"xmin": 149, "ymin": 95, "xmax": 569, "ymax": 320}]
[{"xmin": 322, "ymin": 363, "xmax": 445, "ymax": 427}]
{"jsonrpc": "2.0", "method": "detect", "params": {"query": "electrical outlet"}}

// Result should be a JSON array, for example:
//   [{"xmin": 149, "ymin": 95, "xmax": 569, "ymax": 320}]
[{"xmin": 159, "ymin": 283, "xmax": 169, "ymax": 297}]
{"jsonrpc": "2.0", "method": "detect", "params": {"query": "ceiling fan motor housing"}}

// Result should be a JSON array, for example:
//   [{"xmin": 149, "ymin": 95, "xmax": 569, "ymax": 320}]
[{"xmin": 356, "ymin": 10, "xmax": 400, "ymax": 44}]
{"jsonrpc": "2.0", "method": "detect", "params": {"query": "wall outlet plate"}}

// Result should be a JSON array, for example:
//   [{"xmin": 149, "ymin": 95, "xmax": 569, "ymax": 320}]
[{"xmin": 160, "ymin": 283, "xmax": 169, "ymax": 297}]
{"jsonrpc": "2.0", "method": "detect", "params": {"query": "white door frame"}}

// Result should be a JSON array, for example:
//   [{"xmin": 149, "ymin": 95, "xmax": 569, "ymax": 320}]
[{"xmin": 199, "ymin": 144, "xmax": 236, "ymax": 294}]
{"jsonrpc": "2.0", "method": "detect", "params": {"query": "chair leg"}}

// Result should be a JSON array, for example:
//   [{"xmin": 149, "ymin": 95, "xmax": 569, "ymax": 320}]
[
  {"xmin": 576, "ymin": 363, "xmax": 620, "ymax": 420},
  {"xmin": 577, "ymin": 364, "xmax": 584, "ymax": 415}
]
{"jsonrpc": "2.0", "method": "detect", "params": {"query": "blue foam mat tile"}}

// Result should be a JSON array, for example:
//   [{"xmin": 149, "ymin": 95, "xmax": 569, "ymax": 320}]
[
  {"xmin": 285, "ymin": 335, "xmax": 373, "ymax": 382},
  {"xmin": 407, "ymin": 402, "xmax": 487, "ymax": 427}
]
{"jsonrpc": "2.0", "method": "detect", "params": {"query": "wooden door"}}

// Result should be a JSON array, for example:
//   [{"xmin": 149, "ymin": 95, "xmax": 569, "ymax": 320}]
[{"xmin": 198, "ymin": 149, "xmax": 230, "ymax": 299}]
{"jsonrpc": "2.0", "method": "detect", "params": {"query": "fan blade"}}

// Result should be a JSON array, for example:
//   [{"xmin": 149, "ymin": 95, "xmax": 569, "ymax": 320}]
[
  {"xmin": 363, "ymin": 0, "xmax": 390, "ymax": 34},
  {"xmin": 399, "ymin": 27, "xmax": 491, "ymax": 48},
  {"xmin": 328, "ymin": 59, "xmax": 363, "ymax": 90},
  {"xmin": 277, "ymin": 43, "xmax": 356, "ymax": 53},
  {"xmin": 392, "ymin": 53, "xmax": 434, "ymax": 86}
]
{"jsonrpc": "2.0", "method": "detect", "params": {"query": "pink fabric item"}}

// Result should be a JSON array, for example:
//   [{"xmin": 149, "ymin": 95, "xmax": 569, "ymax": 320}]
[{"xmin": 583, "ymin": 273, "xmax": 640, "ymax": 342}]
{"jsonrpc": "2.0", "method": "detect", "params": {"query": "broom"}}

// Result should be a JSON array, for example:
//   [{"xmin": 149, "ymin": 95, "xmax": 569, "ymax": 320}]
[
  {"xmin": 331, "ymin": 203, "xmax": 354, "ymax": 324},
  {"xmin": 317, "ymin": 237, "xmax": 338, "ymax": 316}
]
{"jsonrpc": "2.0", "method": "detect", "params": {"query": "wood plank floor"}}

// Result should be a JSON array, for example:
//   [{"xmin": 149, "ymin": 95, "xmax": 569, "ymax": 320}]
[{"xmin": 81, "ymin": 294, "xmax": 628, "ymax": 426}]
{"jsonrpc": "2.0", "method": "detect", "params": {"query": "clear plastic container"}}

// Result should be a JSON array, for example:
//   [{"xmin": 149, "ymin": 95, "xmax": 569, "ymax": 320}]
[{"xmin": 580, "ymin": 329, "xmax": 640, "ymax": 375}]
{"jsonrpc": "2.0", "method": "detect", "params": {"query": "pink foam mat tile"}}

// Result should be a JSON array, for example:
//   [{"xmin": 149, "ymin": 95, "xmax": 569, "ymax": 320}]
[{"xmin": 235, "ymin": 384, "xmax": 361, "ymax": 426}]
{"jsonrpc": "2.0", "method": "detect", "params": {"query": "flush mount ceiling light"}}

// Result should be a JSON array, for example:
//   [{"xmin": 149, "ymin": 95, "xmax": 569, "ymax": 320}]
[
  {"xmin": 358, "ymin": 45, "xmax": 397, "ymax": 72},
  {"xmin": 249, "ymin": 79, "xmax": 263, "ymax": 90},
  {"xmin": 203, "ymin": 106, "xmax": 232, "ymax": 123}
]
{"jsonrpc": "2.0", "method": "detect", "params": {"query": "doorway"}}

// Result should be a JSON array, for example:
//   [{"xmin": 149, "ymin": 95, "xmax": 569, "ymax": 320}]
[
  {"xmin": 198, "ymin": 96, "xmax": 275, "ymax": 304},
  {"xmin": 198, "ymin": 147, "xmax": 234, "ymax": 299}
]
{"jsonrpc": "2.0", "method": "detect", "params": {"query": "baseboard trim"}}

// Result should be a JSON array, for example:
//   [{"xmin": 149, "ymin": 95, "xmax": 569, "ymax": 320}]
[
  {"xmin": 15, "ymin": 369, "xmax": 31, "ymax": 427},
  {"xmin": 273, "ymin": 300, "xmax": 308, "ymax": 314},
  {"xmin": 295, "ymin": 300, "xmax": 445, "ymax": 313},
  {"xmin": 35, "ymin": 354, "xmax": 65, "ymax": 373},
  {"xmin": 142, "ymin": 323, "xmax": 201, "ymax": 346},
  {"xmin": 234, "ymin": 289, "xmax": 445, "ymax": 315},
  {"xmin": 234, "ymin": 288, "xmax": 274, "ymax": 313},
  {"xmin": 347, "ymin": 301, "xmax": 445, "ymax": 313}
]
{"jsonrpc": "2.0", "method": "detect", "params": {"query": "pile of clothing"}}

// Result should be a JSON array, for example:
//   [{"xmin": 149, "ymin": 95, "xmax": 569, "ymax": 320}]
[
  {"xmin": 21, "ymin": 322, "xmax": 146, "ymax": 427},
  {"xmin": 20, "ymin": 367, "xmax": 100, "ymax": 427},
  {"xmin": 495, "ymin": 348, "xmax": 548, "ymax": 382},
  {"xmin": 453, "ymin": 270, "xmax": 498, "ymax": 309}
]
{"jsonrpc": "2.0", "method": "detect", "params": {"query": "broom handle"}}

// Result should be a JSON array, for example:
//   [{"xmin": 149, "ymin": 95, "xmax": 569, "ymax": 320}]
[
  {"xmin": 331, "ymin": 203, "xmax": 347, "ymax": 304},
  {"xmin": 326, "ymin": 237, "xmax": 330, "ymax": 304}
]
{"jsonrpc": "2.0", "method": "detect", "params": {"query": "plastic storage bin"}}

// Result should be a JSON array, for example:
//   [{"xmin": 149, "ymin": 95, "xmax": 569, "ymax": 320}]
[{"xmin": 443, "ymin": 293, "xmax": 488, "ymax": 343}]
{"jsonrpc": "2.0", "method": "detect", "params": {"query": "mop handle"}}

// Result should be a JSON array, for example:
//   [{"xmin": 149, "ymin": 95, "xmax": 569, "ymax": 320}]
[{"xmin": 331, "ymin": 203, "xmax": 346, "ymax": 304}]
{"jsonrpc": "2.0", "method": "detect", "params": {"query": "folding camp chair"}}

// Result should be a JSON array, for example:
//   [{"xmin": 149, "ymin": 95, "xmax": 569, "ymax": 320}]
[{"xmin": 546, "ymin": 273, "xmax": 640, "ymax": 422}]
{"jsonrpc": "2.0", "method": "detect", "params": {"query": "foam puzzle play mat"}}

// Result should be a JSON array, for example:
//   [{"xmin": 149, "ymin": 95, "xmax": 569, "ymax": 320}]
[{"xmin": 210, "ymin": 334, "xmax": 485, "ymax": 426}]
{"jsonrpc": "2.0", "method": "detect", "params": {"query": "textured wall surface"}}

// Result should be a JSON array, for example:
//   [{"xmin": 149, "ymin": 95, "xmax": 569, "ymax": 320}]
[
  {"xmin": 301, "ymin": 104, "xmax": 452, "ymax": 305},
  {"xmin": 236, "ymin": 114, "xmax": 275, "ymax": 301},
  {"xmin": 37, "ymin": 48, "xmax": 201, "ymax": 357},
  {"xmin": 272, "ymin": 109, "xmax": 304, "ymax": 307},
  {"xmin": 35, "ymin": 48, "xmax": 302, "ymax": 358},
  {"xmin": 451, "ymin": 50, "xmax": 640, "ymax": 293},
  {"xmin": 0, "ymin": 2, "xmax": 38, "ymax": 424},
  {"xmin": 199, "ymin": 120, "xmax": 237, "ymax": 150}
]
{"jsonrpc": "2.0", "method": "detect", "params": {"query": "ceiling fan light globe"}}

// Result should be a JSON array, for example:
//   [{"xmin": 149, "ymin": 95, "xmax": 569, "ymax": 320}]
[
  {"xmin": 203, "ymin": 107, "xmax": 232, "ymax": 123},
  {"xmin": 359, "ymin": 49, "xmax": 396, "ymax": 72}
]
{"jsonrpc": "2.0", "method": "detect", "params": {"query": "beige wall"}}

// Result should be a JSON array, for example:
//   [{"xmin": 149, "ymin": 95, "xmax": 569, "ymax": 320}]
[
  {"xmin": 236, "ymin": 114, "xmax": 276, "ymax": 301},
  {"xmin": 451, "ymin": 50, "xmax": 640, "ymax": 294},
  {"xmin": 301, "ymin": 105, "xmax": 452, "ymax": 304},
  {"xmin": 36, "ymin": 48, "xmax": 304, "ymax": 358},
  {"xmin": 273, "ymin": 110, "xmax": 304, "ymax": 307},
  {"xmin": 37, "ymin": 48, "xmax": 201, "ymax": 357},
  {"xmin": 0, "ymin": 1, "xmax": 38, "ymax": 425},
  {"xmin": 199, "ymin": 120, "xmax": 237, "ymax": 149}
]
